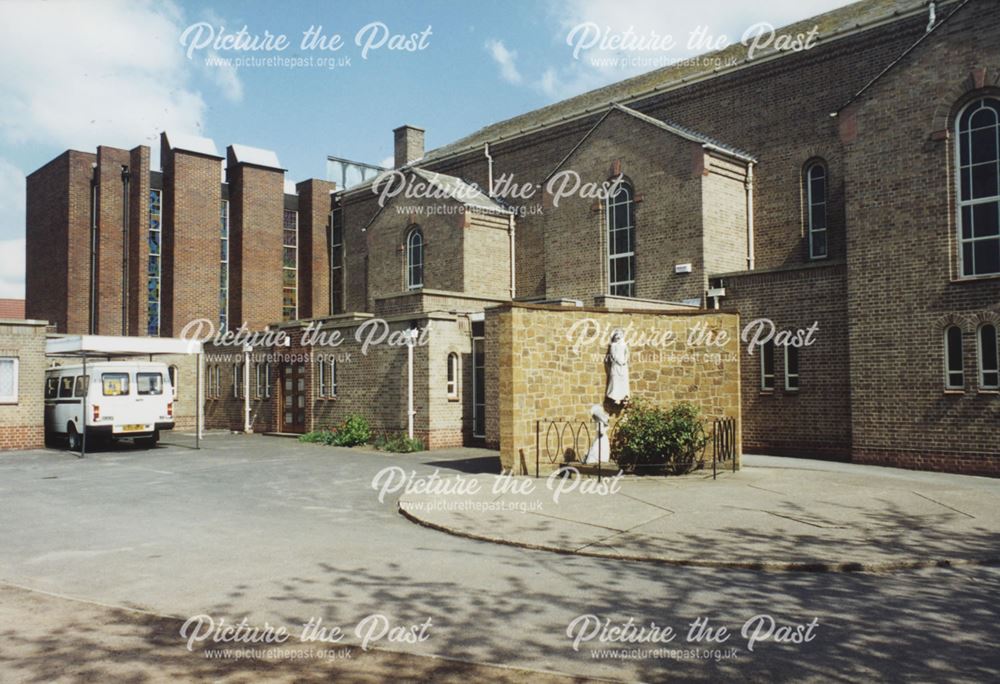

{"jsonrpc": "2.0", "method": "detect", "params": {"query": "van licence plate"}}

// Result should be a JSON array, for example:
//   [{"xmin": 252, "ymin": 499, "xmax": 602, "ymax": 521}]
[{"xmin": 120, "ymin": 424, "xmax": 146, "ymax": 433}]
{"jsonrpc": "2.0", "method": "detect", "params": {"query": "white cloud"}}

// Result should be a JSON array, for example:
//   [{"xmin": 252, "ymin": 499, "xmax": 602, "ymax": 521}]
[
  {"xmin": 0, "ymin": 0, "xmax": 213, "ymax": 152},
  {"xmin": 0, "ymin": 157, "xmax": 25, "ymax": 297},
  {"xmin": 535, "ymin": 0, "xmax": 851, "ymax": 99},
  {"xmin": 0, "ymin": 239, "xmax": 25, "ymax": 298},
  {"xmin": 485, "ymin": 38, "xmax": 523, "ymax": 85}
]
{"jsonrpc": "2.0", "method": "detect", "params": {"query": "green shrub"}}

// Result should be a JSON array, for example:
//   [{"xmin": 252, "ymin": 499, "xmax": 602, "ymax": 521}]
[
  {"xmin": 374, "ymin": 432, "xmax": 424, "ymax": 453},
  {"xmin": 299, "ymin": 430, "xmax": 334, "ymax": 444},
  {"xmin": 329, "ymin": 414, "xmax": 371, "ymax": 447},
  {"xmin": 611, "ymin": 400, "xmax": 708, "ymax": 475},
  {"xmin": 298, "ymin": 415, "xmax": 371, "ymax": 447}
]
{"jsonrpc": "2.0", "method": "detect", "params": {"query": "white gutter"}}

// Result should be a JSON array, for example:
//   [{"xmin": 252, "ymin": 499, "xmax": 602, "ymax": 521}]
[
  {"xmin": 508, "ymin": 213, "xmax": 516, "ymax": 300},
  {"xmin": 406, "ymin": 329, "xmax": 417, "ymax": 439},
  {"xmin": 745, "ymin": 162, "xmax": 755, "ymax": 270},
  {"xmin": 243, "ymin": 343, "xmax": 252, "ymax": 433}
]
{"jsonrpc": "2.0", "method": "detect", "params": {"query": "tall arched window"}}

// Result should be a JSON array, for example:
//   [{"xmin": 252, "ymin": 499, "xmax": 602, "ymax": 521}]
[
  {"xmin": 978, "ymin": 323, "xmax": 999, "ymax": 390},
  {"xmin": 406, "ymin": 226, "xmax": 423, "ymax": 290},
  {"xmin": 607, "ymin": 181, "xmax": 635, "ymax": 297},
  {"xmin": 805, "ymin": 161, "xmax": 828, "ymax": 259},
  {"xmin": 956, "ymin": 97, "xmax": 1000, "ymax": 277},
  {"xmin": 944, "ymin": 325, "xmax": 965, "ymax": 390}
]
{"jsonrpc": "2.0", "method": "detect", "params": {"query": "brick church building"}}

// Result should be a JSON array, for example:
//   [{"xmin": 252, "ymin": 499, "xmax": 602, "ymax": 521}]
[{"xmin": 25, "ymin": 0, "xmax": 1000, "ymax": 475}]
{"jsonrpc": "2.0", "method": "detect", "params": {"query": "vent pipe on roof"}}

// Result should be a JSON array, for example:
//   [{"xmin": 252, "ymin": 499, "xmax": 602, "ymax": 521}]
[
  {"xmin": 926, "ymin": 1, "xmax": 937, "ymax": 32},
  {"xmin": 484, "ymin": 143, "xmax": 494, "ymax": 197}
]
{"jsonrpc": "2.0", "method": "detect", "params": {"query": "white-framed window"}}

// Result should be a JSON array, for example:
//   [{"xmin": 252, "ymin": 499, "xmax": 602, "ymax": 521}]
[
  {"xmin": 330, "ymin": 206, "xmax": 345, "ymax": 314},
  {"xmin": 945, "ymin": 325, "xmax": 965, "ymax": 390},
  {"xmin": 283, "ymin": 209, "xmax": 299, "ymax": 321},
  {"xmin": 978, "ymin": 323, "xmax": 999, "ymax": 390},
  {"xmin": 220, "ymin": 200, "xmax": 230, "ymax": 330},
  {"xmin": 956, "ymin": 97, "xmax": 1000, "ymax": 277},
  {"xmin": 447, "ymin": 352, "xmax": 459, "ymax": 398},
  {"xmin": 607, "ymin": 181, "xmax": 636, "ymax": 297},
  {"xmin": 0, "ymin": 357, "xmax": 18, "ymax": 403},
  {"xmin": 211, "ymin": 365, "xmax": 222, "ymax": 399},
  {"xmin": 252, "ymin": 362, "xmax": 271, "ymax": 399},
  {"xmin": 785, "ymin": 346, "xmax": 800, "ymax": 391},
  {"xmin": 168, "ymin": 365, "xmax": 179, "ymax": 400},
  {"xmin": 406, "ymin": 226, "xmax": 424, "ymax": 290},
  {"xmin": 318, "ymin": 357, "xmax": 337, "ymax": 398},
  {"xmin": 760, "ymin": 340, "xmax": 775, "ymax": 391},
  {"xmin": 232, "ymin": 362, "xmax": 244, "ymax": 399},
  {"xmin": 805, "ymin": 161, "xmax": 828, "ymax": 259},
  {"xmin": 147, "ymin": 189, "xmax": 162, "ymax": 335}
]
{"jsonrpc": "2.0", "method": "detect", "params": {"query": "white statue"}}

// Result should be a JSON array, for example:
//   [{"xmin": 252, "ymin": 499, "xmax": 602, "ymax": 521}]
[
  {"xmin": 584, "ymin": 404, "xmax": 611, "ymax": 464},
  {"xmin": 606, "ymin": 328, "xmax": 630, "ymax": 404}
]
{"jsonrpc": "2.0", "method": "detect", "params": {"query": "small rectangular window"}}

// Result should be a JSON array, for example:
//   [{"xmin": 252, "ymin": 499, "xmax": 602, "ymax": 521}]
[
  {"xmin": 0, "ymin": 358, "xmax": 19, "ymax": 403},
  {"xmin": 447, "ymin": 353, "xmax": 458, "ymax": 398},
  {"xmin": 760, "ymin": 341, "xmax": 775, "ymax": 391},
  {"xmin": 137, "ymin": 373, "xmax": 163, "ymax": 395},
  {"xmin": 102, "ymin": 373, "xmax": 130, "ymax": 396},
  {"xmin": 168, "ymin": 366, "xmax": 179, "ymax": 400},
  {"xmin": 58, "ymin": 376, "xmax": 74, "ymax": 398},
  {"xmin": 233, "ymin": 364, "xmax": 243, "ymax": 399},
  {"xmin": 45, "ymin": 376, "xmax": 59, "ymax": 399},
  {"xmin": 785, "ymin": 347, "xmax": 800, "ymax": 391}
]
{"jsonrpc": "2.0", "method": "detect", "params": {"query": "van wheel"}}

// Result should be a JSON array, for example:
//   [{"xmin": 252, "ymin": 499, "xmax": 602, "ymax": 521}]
[
  {"xmin": 67, "ymin": 426, "xmax": 82, "ymax": 452},
  {"xmin": 137, "ymin": 431, "xmax": 159, "ymax": 449}
]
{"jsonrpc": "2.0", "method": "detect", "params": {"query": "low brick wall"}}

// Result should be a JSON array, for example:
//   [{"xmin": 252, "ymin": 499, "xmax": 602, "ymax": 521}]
[{"xmin": 488, "ymin": 304, "xmax": 742, "ymax": 475}]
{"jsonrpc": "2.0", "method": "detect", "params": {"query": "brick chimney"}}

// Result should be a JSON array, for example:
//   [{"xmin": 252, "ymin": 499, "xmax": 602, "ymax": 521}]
[{"xmin": 393, "ymin": 125, "xmax": 425, "ymax": 168}]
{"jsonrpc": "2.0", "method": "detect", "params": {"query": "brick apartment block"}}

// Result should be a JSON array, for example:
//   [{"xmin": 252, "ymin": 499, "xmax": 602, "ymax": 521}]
[{"xmin": 24, "ymin": 0, "xmax": 1000, "ymax": 473}]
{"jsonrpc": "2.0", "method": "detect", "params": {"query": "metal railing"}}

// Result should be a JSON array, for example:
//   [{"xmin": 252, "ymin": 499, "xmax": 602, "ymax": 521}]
[{"xmin": 711, "ymin": 416, "xmax": 738, "ymax": 480}]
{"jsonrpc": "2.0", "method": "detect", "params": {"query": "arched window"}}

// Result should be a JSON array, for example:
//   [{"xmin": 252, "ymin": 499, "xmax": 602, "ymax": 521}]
[
  {"xmin": 956, "ymin": 97, "xmax": 1000, "ymax": 277},
  {"xmin": 607, "ymin": 181, "xmax": 636, "ymax": 297},
  {"xmin": 944, "ymin": 325, "xmax": 965, "ymax": 390},
  {"xmin": 805, "ymin": 161, "xmax": 828, "ymax": 259},
  {"xmin": 978, "ymin": 323, "xmax": 999, "ymax": 390},
  {"xmin": 446, "ymin": 352, "xmax": 459, "ymax": 398},
  {"xmin": 406, "ymin": 226, "xmax": 423, "ymax": 290}
]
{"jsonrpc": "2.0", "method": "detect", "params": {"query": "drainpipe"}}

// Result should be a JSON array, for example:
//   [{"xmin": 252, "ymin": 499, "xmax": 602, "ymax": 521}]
[
  {"xmin": 406, "ymin": 328, "xmax": 417, "ymax": 439},
  {"xmin": 484, "ymin": 142, "xmax": 494, "ymax": 197},
  {"xmin": 508, "ymin": 212, "xmax": 516, "ymax": 300},
  {"xmin": 243, "ymin": 343, "xmax": 252, "ymax": 433},
  {"xmin": 89, "ymin": 163, "xmax": 98, "ymax": 334},
  {"xmin": 745, "ymin": 162, "xmax": 755, "ymax": 270},
  {"xmin": 120, "ymin": 164, "xmax": 130, "ymax": 336}
]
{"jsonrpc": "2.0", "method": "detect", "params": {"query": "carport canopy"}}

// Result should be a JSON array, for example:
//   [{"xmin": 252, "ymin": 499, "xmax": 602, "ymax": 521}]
[{"xmin": 45, "ymin": 335, "xmax": 204, "ymax": 456}]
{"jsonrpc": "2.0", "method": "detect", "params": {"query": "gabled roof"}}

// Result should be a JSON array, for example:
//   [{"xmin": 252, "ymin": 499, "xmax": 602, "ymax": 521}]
[
  {"xmin": 610, "ymin": 104, "xmax": 756, "ymax": 162},
  {"xmin": 421, "ymin": 0, "xmax": 939, "ymax": 164},
  {"xmin": 364, "ymin": 168, "xmax": 512, "ymax": 230}
]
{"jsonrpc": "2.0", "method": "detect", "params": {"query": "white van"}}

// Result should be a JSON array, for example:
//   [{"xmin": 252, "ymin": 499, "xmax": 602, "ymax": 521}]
[{"xmin": 44, "ymin": 361, "xmax": 175, "ymax": 450}]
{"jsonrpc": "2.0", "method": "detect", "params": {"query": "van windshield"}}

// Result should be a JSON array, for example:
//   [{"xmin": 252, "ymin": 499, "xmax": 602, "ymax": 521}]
[
  {"xmin": 137, "ymin": 373, "xmax": 163, "ymax": 395},
  {"xmin": 102, "ymin": 373, "xmax": 130, "ymax": 396}
]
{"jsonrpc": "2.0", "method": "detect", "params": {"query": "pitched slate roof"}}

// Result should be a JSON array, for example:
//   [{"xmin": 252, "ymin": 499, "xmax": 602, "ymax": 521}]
[{"xmin": 422, "ymin": 0, "xmax": 936, "ymax": 164}]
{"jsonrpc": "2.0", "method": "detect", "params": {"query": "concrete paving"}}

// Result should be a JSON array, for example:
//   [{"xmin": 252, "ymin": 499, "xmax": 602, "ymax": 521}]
[
  {"xmin": 0, "ymin": 435, "xmax": 998, "ymax": 682},
  {"xmin": 398, "ymin": 456, "xmax": 1000, "ymax": 571}
]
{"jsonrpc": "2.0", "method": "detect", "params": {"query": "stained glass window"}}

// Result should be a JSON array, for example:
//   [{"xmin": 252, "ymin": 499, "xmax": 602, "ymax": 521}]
[
  {"xmin": 220, "ymin": 200, "xmax": 229, "ymax": 330},
  {"xmin": 147, "ymin": 189, "xmax": 162, "ymax": 336},
  {"xmin": 283, "ymin": 209, "xmax": 298, "ymax": 321}
]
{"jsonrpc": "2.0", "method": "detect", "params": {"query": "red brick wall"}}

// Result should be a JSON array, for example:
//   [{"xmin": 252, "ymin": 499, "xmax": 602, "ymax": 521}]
[
  {"xmin": 162, "ymin": 136, "xmax": 223, "ymax": 337},
  {"xmin": 842, "ymin": 0, "xmax": 1000, "ymax": 475},
  {"xmin": 297, "ymin": 179, "xmax": 336, "ymax": 319},
  {"xmin": 227, "ymin": 151, "xmax": 284, "ymax": 330}
]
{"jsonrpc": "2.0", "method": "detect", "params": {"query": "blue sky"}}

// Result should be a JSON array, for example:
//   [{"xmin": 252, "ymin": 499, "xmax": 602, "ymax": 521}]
[{"xmin": 0, "ymin": 0, "xmax": 851, "ymax": 297}]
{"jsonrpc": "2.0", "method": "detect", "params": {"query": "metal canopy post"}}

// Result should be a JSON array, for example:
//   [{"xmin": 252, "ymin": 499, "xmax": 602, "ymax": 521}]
[{"xmin": 79, "ymin": 356, "xmax": 87, "ymax": 459}]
